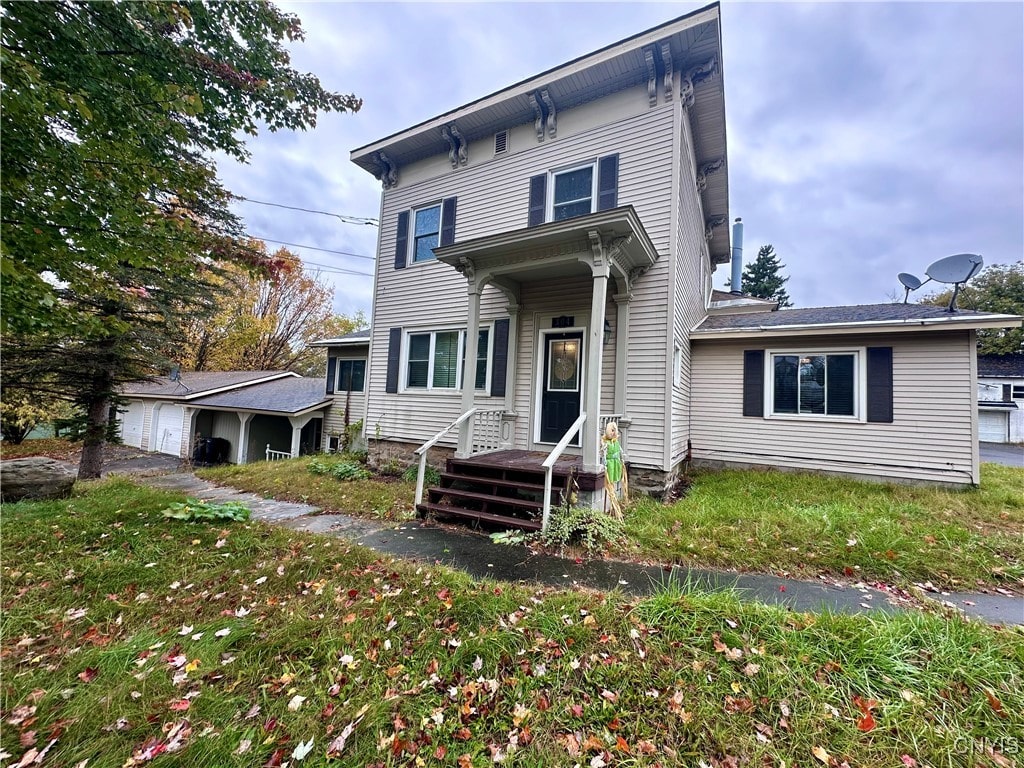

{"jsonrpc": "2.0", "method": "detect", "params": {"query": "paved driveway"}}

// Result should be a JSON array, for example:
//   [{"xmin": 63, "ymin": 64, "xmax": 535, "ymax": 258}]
[{"xmin": 980, "ymin": 442, "xmax": 1023, "ymax": 467}]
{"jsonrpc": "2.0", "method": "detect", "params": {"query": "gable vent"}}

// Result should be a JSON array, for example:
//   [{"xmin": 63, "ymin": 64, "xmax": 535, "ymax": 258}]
[{"xmin": 493, "ymin": 130, "xmax": 508, "ymax": 155}]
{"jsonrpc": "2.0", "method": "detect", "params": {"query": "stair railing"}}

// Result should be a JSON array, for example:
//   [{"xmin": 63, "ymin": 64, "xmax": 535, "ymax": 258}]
[
  {"xmin": 471, "ymin": 407, "xmax": 505, "ymax": 454},
  {"xmin": 266, "ymin": 444, "xmax": 294, "ymax": 461},
  {"xmin": 540, "ymin": 412, "xmax": 587, "ymax": 532},
  {"xmin": 414, "ymin": 408, "xmax": 477, "ymax": 506}
]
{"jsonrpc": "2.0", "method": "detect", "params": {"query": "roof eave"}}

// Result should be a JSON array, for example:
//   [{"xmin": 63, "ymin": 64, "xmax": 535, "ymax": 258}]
[{"xmin": 690, "ymin": 314, "xmax": 1024, "ymax": 339}]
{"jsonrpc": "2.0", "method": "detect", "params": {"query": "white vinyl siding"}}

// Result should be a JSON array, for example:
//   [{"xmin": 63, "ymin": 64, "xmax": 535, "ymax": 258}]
[
  {"xmin": 324, "ymin": 347, "xmax": 369, "ymax": 448},
  {"xmin": 366, "ymin": 89, "xmax": 673, "ymax": 463},
  {"xmin": 689, "ymin": 331, "xmax": 977, "ymax": 486}
]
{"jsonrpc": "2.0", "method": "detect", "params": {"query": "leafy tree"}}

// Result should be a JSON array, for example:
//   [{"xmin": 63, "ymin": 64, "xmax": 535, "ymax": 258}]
[
  {"xmin": 921, "ymin": 262, "xmax": 1024, "ymax": 355},
  {"xmin": 1, "ymin": 1, "xmax": 359, "ymax": 477},
  {"xmin": 733, "ymin": 244, "xmax": 793, "ymax": 307},
  {"xmin": 178, "ymin": 245, "xmax": 368, "ymax": 377}
]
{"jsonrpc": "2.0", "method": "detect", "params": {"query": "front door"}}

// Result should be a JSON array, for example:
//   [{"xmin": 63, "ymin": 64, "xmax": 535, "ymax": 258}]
[{"xmin": 540, "ymin": 332, "xmax": 583, "ymax": 444}]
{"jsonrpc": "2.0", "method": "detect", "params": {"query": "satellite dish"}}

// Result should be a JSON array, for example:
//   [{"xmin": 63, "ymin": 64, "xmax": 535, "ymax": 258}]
[
  {"xmin": 926, "ymin": 253, "xmax": 984, "ymax": 284},
  {"xmin": 897, "ymin": 272, "xmax": 925, "ymax": 304},
  {"xmin": 898, "ymin": 273, "xmax": 922, "ymax": 290},
  {"xmin": 924, "ymin": 253, "xmax": 984, "ymax": 312}
]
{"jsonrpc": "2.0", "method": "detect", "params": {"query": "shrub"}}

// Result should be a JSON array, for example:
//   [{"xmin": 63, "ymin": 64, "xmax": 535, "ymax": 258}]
[
  {"xmin": 401, "ymin": 463, "xmax": 440, "ymax": 486},
  {"xmin": 308, "ymin": 457, "xmax": 371, "ymax": 482},
  {"xmin": 541, "ymin": 505, "xmax": 624, "ymax": 554}
]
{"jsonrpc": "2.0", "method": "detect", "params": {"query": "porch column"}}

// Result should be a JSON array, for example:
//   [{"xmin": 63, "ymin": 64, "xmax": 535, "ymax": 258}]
[
  {"xmin": 612, "ymin": 291, "xmax": 632, "ymax": 417},
  {"xmin": 288, "ymin": 414, "xmax": 314, "ymax": 458},
  {"xmin": 456, "ymin": 281, "xmax": 482, "ymax": 457},
  {"xmin": 583, "ymin": 269, "xmax": 609, "ymax": 472},
  {"xmin": 182, "ymin": 407, "xmax": 200, "ymax": 460},
  {"xmin": 237, "ymin": 412, "xmax": 254, "ymax": 464},
  {"xmin": 504, "ymin": 302, "xmax": 520, "ymax": 414}
]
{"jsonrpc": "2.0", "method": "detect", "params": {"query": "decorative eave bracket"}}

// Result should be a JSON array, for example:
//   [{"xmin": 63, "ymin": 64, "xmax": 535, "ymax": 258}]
[
  {"xmin": 659, "ymin": 41, "xmax": 674, "ymax": 103},
  {"xmin": 643, "ymin": 39, "xmax": 676, "ymax": 107},
  {"xmin": 441, "ymin": 124, "xmax": 469, "ymax": 169},
  {"xmin": 696, "ymin": 156, "xmax": 725, "ymax": 193},
  {"xmin": 373, "ymin": 151, "xmax": 399, "ymax": 190},
  {"xmin": 528, "ymin": 89, "xmax": 557, "ymax": 142},
  {"xmin": 680, "ymin": 55, "xmax": 718, "ymax": 109},
  {"xmin": 704, "ymin": 215, "xmax": 727, "ymax": 242}
]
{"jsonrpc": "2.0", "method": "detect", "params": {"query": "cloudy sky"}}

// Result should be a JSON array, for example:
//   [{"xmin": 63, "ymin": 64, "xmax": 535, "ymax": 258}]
[{"xmin": 217, "ymin": 1, "xmax": 1023, "ymax": 317}]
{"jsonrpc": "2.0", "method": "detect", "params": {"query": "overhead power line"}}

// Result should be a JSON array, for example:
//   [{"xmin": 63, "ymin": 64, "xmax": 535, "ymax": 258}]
[
  {"xmin": 236, "ymin": 196, "xmax": 379, "ymax": 226},
  {"xmin": 251, "ymin": 235, "xmax": 376, "ymax": 262}
]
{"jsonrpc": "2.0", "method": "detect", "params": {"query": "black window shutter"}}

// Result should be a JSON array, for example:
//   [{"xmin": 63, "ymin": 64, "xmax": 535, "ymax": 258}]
[
  {"xmin": 527, "ymin": 174, "xmax": 546, "ymax": 227},
  {"xmin": 394, "ymin": 211, "xmax": 409, "ymax": 270},
  {"xmin": 326, "ymin": 356, "xmax": 337, "ymax": 395},
  {"xmin": 866, "ymin": 347, "xmax": 893, "ymax": 423},
  {"xmin": 385, "ymin": 328, "xmax": 402, "ymax": 394},
  {"xmin": 597, "ymin": 154, "xmax": 619, "ymax": 211},
  {"xmin": 440, "ymin": 197, "xmax": 457, "ymax": 247},
  {"xmin": 490, "ymin": 318, "xmax": 510, "ymax": 398},
  {"xmin": 742, "ymin": 350, "xmax": 764, "ymax": 417}
]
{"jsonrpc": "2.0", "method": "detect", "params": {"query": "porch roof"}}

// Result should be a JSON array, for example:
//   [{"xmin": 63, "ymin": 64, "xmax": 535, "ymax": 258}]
[
  {"xmin": 433, "ymin": 206, "xmax": 660, "ymax": 283},
  {"xmin": 183, "ymin": 377, "xmax": 331, "ymax": 417}
]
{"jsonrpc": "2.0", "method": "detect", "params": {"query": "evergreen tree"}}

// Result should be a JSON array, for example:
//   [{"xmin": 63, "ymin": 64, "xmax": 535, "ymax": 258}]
[
  {"xmin": 740, "ymin": 245, "xmax": 793, "ymax": 307},
  {"xmin": 1, "ymin": 1, "xmax": 360, "ymax": 476}
]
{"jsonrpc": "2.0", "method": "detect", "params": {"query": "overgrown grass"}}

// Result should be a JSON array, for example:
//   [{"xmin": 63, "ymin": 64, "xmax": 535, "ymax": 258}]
[
  {"xmin": 2, "ymin": 480, "xmax": 1022, "ymax": 767},
  {"xmin": 624, "ymin": 464, "xmax": 1024, "ymax": 592},
  {"xmin": 197, "ymin": 455, "xmax": 415, "ymax": 521}
]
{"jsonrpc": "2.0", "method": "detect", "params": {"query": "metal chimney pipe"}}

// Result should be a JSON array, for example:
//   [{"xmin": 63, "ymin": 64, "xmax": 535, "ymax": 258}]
[{"xmin": 730, "ymin": 217, "xmax": 744, "ymax": 294}]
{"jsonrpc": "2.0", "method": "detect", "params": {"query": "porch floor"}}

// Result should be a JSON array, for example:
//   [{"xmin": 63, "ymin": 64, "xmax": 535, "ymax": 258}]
[{"xmin": 457, "ymin": 449, "xmax": 583, "ymax": 475}]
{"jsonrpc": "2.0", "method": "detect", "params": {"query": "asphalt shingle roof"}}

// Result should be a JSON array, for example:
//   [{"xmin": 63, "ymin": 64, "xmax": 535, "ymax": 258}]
[
  {"xmin": 184, "ymin": 377, "xmax": 330, "ymax": 414},
  {"xmin": 122, "ymin": 371, "xmax": 290, "ymax": 397},
  {"xmin": 978, "ymin": 354, "xmax": 1024, "ymax": 378},
  {"xmin": 696, "ymin": 303, "xmax": 1001, "ymax": 331}
]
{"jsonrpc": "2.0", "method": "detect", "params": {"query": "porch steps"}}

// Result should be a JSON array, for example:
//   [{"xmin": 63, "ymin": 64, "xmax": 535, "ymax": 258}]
[{"xmin": 417, "ymin": 453, "xmax": 574, "ymax": 532}]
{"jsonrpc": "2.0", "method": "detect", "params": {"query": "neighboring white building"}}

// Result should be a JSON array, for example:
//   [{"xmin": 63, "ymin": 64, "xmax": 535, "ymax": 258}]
[
  {"xmin": 311, "ymin": 329, "xmax": 371, "ymax": 452},
  {"xmin": 118, "ymin": 371, "xmax": 330, "ymax": 463},
  {"xmin": 977, "ymin": 354, "xmax": 1024, "ymax": 444},
  {"xmin": 335, "ymin": 3, "xmax": 1021, "ymax": 527}
]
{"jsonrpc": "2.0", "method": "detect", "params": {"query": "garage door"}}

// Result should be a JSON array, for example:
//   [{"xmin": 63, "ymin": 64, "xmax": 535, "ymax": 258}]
[
  {"xmin": 153, "ymin": 405, "xmax": 185, "ymax": 456},
  {"xmin": 979, "ymin": 410, "xmax": 1009, "ymax": 443},
  {"xmin": 119, "ymin": 401, "xmax": 145, "ymax": 448}
]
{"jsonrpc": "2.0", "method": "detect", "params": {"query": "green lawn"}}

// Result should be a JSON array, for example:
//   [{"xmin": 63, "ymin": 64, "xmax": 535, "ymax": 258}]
[
  {"xmin": 624, "ymin": 464, "xmax": 1024, "ymax": 592},
  {"xmin": 2, "ymin": 480, "xmax": 1022, "ymax": 767}
]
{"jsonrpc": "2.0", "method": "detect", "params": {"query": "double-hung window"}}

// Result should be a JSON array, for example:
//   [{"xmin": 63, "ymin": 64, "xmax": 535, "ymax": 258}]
[
  {"xmin": 550, "ymin": 164, "xmax": 595, "ymax": 221},
  {"xmin": 405, "ymin": 328, "xmax": 490, "ymax": 391},
  {"xmin": 412, "ymin": 204, "xmax": 441, "ymax": 263},
  {"xmin": 769, "ymin": 350, "xmax": 859, "ymax": 418},
  {"xmin": 335, "ymin": 360, "xmax": 366, "ymax": 392}
]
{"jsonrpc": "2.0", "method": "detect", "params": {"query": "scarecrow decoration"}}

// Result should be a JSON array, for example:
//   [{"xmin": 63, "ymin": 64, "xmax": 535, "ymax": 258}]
[{"xmin": 600, "ymin": 421, "xmax": 628, "ymax": 517}]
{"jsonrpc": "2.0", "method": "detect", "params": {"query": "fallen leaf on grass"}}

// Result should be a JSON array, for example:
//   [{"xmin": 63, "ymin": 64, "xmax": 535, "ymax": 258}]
[
  {"xmin": 852, "ymin": 695, "xmax": 879, "ymax": 732},
  {"xmin": 812, "ymin": 745, "xmax": 831, "ymax": 764},
  {"xmin": 326, "ymin": 703, "xmax": 370, "ymax": 758},
  {"xmin": 77, "ymin": 668, "xmax": 98, "ymax": 683},
  {"xmin": 984, "ymin": 689, "xmax": 1007, "ymax": 718},
  {"xmin": 287, "ymin": 695, "xmax": 306, "ymax": 711},
  {"xmin": 214, "ymin": 628, "xmax": 231, "ymax": 638},
  {"xmin": 291, "ymin": 738, "xmax": 314, "ymax": 760},
  {"xmin": 168, "ymin": 700, "xmax": 190, "ymax": 712}
]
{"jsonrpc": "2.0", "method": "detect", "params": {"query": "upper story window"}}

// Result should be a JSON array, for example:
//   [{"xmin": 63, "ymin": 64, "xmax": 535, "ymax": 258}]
[
  {"xmin": 394, "ymin": 197, "xmax": 457, "ymax": 270},
  {"xmin": 412, "ymin": 205, "xmax": 441, "ymax": 263},
  {"xmin": 1012, "ymin": 384, "xmax": 1024, "ymax": 400},
  {"xmin": 769, "ymin": 350, "xmax": 859, "ymax": 418},
  {"xmin": 551, "ymin": 165, "xmax": 595, "ymax": 221},
  {"xmin": 528, "ymin": 154, "xmax": 619, "ymax": 228},
  {"xmin": 336, "ymin": 359, "xmax": 366, "ymax": 392}
]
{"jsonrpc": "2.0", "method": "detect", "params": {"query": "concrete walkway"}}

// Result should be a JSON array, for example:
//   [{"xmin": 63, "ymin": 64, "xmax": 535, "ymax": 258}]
[{"xmin": 126, "ymin": 468, "xmax": 1023, "ymax": 627}]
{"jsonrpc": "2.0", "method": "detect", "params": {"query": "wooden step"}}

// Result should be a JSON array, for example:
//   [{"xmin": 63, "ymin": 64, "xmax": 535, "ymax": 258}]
[
  {"xmin": 416, "ymin": 502, "xmax": 542, "ymax": 531},
  {"xmin": 439, "ymin": 473, "xmax": 547, "ymax": 494},
  {"xmin": 427, "ymin": 486, "xmax": 543, "ymax": 512}
]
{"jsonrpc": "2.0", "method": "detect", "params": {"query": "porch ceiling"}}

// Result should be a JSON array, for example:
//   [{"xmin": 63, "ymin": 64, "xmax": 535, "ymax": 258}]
[{"xmin": 434, "ymin": 205, "xmax": 659, "ymax": 285}]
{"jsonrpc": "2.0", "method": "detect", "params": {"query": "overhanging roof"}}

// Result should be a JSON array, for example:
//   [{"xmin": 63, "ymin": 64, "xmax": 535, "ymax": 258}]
[
  {"xmin": 121, "ymin": 371, "xmax": 296, "ymax": 400},
  {"xmin": 310, "ymin": 329, "xmax": 371, "ymax": 348},
  {"xmin": 182, "ymin": 377, "xmax": 331, "ymax": 417},
  {"xmin": 434, "ymin": 206, "xmax": 659, "ymax": 284},
  {"xmin": 691, "ymin": 303, "xmax": 1024, "ymax": 340}
]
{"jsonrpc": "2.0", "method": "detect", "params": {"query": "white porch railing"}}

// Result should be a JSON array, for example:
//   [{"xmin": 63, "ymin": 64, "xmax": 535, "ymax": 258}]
[
  {"xmin": 470, "ymin": 407, "xmax": 505, "ymax": 455},
  {"xmin": 414, "ymin": 408, "xmax": 477, "ymax": 506},
  {"xmin": 541, "ymin": 412, "xmax": 587, "ymax": 532},
  {"xmin": 266, "ymin": 444, "xmax": 295, "ymax": 462}
]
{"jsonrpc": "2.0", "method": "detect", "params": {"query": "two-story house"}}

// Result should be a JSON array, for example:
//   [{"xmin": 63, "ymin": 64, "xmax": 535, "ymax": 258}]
[{"xmin": 335, "ymin": 3, "xmax": 1020, "ymax": 530}]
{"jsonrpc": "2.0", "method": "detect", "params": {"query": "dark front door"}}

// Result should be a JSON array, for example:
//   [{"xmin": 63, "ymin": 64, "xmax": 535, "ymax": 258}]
[{"xmin": 540, "ymin": 332, "xmax": 583, "ymax": 444}]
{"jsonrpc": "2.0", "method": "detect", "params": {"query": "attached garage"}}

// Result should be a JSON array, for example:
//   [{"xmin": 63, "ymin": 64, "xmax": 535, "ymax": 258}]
[
  {"xmin": 119, "ymin": 401, "xmax": 145, "ymax": 448},
  {"xmin": 979, "ymin": 408, "xmax": 1010, "ymax": 444},
  {"xmin": 151, "ymin": 404, "xmax": 185, "ymax": 456}
]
